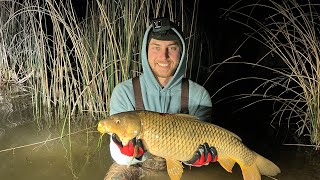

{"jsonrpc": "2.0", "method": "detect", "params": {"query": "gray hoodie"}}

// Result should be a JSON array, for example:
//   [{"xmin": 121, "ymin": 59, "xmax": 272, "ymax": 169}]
[
  {"xmin": 108, "ymin": 24, "xmax": 212, "ymax": 165},
  {"xmin": 109, "ymin": 24, "xmax": 212, "ymax": 119}
]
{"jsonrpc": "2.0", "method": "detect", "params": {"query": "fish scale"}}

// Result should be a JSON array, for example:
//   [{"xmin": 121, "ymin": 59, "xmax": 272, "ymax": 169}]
[
  {"xmin": 97, "ymin": 110, "xmax": 281, "ymax": 180},
  {"xmin": 141, "ymin": 112, "xmax": 251, "ymax": 163}
]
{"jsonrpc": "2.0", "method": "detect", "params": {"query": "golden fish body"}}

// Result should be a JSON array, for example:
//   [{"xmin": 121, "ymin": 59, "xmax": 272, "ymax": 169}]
[{"xmin": 97, "ymin": 110, "xmax": 281, "ymax": 180}]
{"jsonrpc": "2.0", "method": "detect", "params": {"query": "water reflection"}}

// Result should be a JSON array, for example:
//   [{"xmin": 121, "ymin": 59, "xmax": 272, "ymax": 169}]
[
  {"xmin": 0, "ymin": 85, "xmax": 33, "ymax": 138},
  {"xmin": 0, "ymin": 122, "xmax": 111, "ymax": 180},
  {"xmin": 275, "ymin": 146, "xmax": 320, "ymax": 180}
]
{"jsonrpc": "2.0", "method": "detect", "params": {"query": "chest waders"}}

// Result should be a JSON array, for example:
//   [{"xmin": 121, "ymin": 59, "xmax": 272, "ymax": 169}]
[{"xmin": 132, "ymin": 76, "xmax": 189, "ymax": 114}]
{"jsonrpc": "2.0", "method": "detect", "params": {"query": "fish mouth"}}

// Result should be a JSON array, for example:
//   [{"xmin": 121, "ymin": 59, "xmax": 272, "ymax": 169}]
[{"xmin": 97, "ymin": 122, "xmax": 110, "ymax": 134}]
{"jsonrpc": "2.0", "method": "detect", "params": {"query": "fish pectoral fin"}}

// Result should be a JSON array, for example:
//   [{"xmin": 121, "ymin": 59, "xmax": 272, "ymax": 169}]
[
  {"xmin": 218, "ymin": 157, "xmax": 236, "ymax": 173},
  {"xmin": 165, "ymin": 158, "xmax": 184, "ymax": 180},
  {"xmin": 128, "ymin": 139, "xmax": 140, "ymax": 164},
  {"xmin": 129, "ymin": 143, "xmax": 139, "ymax": 163}
]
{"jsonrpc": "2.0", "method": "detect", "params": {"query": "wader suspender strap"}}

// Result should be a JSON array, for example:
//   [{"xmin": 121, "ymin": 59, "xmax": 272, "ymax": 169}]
[
  {"xmin": 132, "ymin": 76, "xmax": 189, "ymax": 113},
  {"xmin": 132, "ymin": 76, "xmax": 145, "ymax": 110},
  {"xmin": 180, "ymin": 78, "xmax": 189, "ymax": 114}
]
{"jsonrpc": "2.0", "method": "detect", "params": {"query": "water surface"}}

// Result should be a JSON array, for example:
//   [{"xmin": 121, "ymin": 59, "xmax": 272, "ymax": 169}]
[
  {"xmin": 1, "ymin": 120, "xmax": 320, "ymax": 180},
  {"xmin": 0, "ymin": 87, "xmax": 319, "ymax": 180}
]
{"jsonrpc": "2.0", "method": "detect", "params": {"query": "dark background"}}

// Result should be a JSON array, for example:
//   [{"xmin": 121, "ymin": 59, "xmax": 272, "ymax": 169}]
[
  {"xmin": 197, "ymin": 1, "xmax": 301, "ymax": 153},
  {"xmin": 71, "ymin": 0, "xmax": 293, "ymax": 152},
  {"xmin": 196, "ymin": 1, "xmax": 286, "ymax": 151}
]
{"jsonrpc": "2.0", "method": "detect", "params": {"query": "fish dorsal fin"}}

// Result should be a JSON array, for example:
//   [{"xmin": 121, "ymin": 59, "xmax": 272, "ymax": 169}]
[
  {"xmin": 217, "ymin": 156, "xmax": 236, "ymax": 173},
  {"xmin": 174, "ymin": 113, "xmax": 200, "ymax": 120},
  {"xmin": 165, "ymin": 158, "xmax": 184, "ymax": 180}
]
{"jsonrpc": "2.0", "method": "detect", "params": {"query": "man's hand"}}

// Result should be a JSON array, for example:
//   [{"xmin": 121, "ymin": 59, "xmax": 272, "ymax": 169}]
[
  {"xmin": 111, "ymin": 133, "xmax": 146, "ymax": 160},
  {"xmin": 183, "ymin": 142, "xmax": 218, "ymax": 167}
]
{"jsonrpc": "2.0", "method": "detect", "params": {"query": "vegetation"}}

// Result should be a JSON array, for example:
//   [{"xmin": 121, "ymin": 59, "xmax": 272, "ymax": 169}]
[
  {"xmin": 223, "ymin": 0, "xmax": 320, "ymax": 148},
  {"xmin": 2, "ymin": 0, "xmax": 320, "ymax": 149},
  {"xmin": 0, "ymin": 0, "xmax": 205, "ymax": 126}
]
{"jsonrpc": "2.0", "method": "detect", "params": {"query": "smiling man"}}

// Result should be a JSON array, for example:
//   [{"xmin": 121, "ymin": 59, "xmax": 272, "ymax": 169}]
[
  {"xmin": 104, "ymin": 18, "xmax": 215, "ymax": 180},
  {"xmin": 147, "ymin": 31, "xmax": 181, "ymax": 86}
]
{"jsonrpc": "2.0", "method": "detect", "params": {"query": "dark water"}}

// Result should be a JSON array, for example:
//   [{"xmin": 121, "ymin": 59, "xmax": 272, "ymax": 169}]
[
  {"xmin": 0, "ymin": 122, "xmax": 111, "ymax": 180},
  {"xmin": 1, "ymin": 119, "xmax": 320, "ymax": 180},
  {"xmin": 0, "ymin": 87, "xmax": 320, "ymax": 180},
  {"xmin": 1, "ymin": 122, "xmax": 320, "ymax": 180}
]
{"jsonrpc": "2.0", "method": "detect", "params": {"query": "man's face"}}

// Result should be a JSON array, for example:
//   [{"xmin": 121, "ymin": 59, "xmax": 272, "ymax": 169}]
[{"xmin": 147, "ymin": 38, "xmax": 181, "ymax": 80}]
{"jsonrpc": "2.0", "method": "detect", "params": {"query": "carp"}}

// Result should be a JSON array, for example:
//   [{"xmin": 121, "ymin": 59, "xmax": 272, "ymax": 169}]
[{"xmin": 97, "ymin": 110, "xmax": 281, "ymax": 180}]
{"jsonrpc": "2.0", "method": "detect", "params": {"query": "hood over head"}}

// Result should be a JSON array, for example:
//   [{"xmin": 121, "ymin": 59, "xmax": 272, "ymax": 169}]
[{"xmin": 141, "ymin": 19, "xmax": 186, "ymax": 90}]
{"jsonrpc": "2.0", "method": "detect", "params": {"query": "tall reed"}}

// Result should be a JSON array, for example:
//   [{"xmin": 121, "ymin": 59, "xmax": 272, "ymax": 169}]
[
  {"xmin": 0, "ymin": 0, "xmax": 203, "ymax": 125},
  {"xmin": 0, "ymin": 1, "xmax": 207, "ymax": 174},
  {"xmin": 224, "ymin": 0, "xmax": 320, "ymax": 147}
]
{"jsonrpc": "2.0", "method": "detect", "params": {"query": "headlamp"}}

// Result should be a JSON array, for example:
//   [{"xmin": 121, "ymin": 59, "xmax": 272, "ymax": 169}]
[{"xmin": 151, "ymin": 18, "xmax": 171, "ymax": 33}]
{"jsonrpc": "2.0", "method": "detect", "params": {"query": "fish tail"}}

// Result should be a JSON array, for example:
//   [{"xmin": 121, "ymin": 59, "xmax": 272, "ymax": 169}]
[{"xmin": 241, "ymin": 152, "xmax": 281, "ymax": 180}]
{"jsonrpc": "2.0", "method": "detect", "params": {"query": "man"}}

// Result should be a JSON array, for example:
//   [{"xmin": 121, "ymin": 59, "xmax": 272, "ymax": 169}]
[{"xmin": 104, "ymin": 18, "xmax": 217, "ymax": 180}]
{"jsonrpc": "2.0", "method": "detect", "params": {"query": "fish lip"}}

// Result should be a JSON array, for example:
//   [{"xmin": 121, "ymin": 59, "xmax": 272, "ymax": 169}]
[{"xmin": 97, "ymin": 123, "xmax": 108, "ymax": 134}]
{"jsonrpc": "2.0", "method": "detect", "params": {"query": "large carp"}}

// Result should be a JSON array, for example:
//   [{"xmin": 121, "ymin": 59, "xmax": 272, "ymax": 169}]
[{"xmin": 97, "ymin": 110, "xmax": 281, "ymax": 180}]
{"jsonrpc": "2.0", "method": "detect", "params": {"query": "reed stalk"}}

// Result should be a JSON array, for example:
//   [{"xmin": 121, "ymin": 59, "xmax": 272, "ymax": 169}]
[
  {"xmin": 0, "ymin": 1, "xmax": 208, "ymax": 175},
  {"xmin": 223, "ymin": 0, "xmax": 320, "ymax": 147},
  {"xmin": 0, "ymin": 0, "xmax": 203, "ymax": 126}
]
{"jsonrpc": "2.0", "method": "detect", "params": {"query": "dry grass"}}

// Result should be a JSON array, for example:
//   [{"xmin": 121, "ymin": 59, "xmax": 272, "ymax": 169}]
[
  {"xmin": 220, "ymin": 0, "xmax": 320, "ymax": 147},
  {"xmin": 0, "ymin": 0, "xmax": 203, "ymax": 126},
  {"xmin": 0, "ymin": 1, "xmax": 209, "ymax": 175}
]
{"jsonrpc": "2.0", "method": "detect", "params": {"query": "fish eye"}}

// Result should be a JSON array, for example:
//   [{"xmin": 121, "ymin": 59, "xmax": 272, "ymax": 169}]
[{"xmin": 116, "ymin": 120, "xmax": 120, "ymax": 124}]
